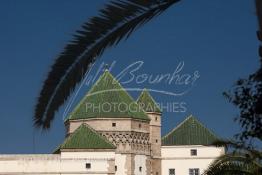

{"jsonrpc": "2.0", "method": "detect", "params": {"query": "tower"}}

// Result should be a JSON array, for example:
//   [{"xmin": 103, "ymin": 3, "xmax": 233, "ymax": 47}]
[
  {"xmin": 64, "ymin": 70, "xmax": 151, "ymax": 175},
  {"xmin": 137, "ymin": 89, "xmax": 162, "ymax": 175}
]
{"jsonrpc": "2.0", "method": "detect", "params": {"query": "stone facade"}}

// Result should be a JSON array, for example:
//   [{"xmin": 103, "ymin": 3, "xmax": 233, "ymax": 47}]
[
  {"xmin": 147, "ymin": 112, "xmax": 162, "ymax": 175},
  {"xmin": 67, "ymin": 117, "xmax": 152, "ymax": 175},
  {"xmin": 65, "ymin": 111, "xmax": 163, "ymax": 175},
  {"xmin": 67, "ymin": 118, "xmax": 150, "ymax": 134}
]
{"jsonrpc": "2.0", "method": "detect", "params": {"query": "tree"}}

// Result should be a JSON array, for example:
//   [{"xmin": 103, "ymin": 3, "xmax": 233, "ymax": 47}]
[
  {"xmin": 204, "ymin": 1, "xmax": 262, "ymax": 174},
  {"xmin": 222, "ymin": 0, "xmax": 262, "ymax": 144},
  {"xmin": 34, "ymin": 0, "xmax": 181, "ymax": 129},
  {"xmin": 203, "ymin": 140, "xmax": 262, "ymax": 175}
]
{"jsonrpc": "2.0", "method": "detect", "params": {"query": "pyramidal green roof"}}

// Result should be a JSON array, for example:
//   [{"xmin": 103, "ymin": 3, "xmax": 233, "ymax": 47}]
[
  {"xmin": 137, "ymin": 89, "xmax": 161, "ymax": 113},
  {"xmin": 162, "ymin": 115, "xmax": 219, "ymax": 146},
  {"xmin": 59, "ymin": 124, "xmax": 115, "ymax": 150},
  {"xmin": 67, "ymin": 70, "xmax": 150, "ymax": 121}
]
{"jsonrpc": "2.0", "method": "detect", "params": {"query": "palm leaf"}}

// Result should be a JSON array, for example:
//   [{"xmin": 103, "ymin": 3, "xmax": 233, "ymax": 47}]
[
  {"xmin": 204, "ymin": 162, "xmax": 258, "ymax": 175},
  {"xmin": 34, "ymin": 0, "xmax": 181, "ymax": 129},
  {"xmin": 203, "ymin": 152, "xmax": 262, "ymax": 175}
]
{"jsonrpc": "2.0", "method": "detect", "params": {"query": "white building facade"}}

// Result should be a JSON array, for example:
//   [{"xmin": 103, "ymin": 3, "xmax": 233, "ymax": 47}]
[
  {"xmin": 0, "ymin": 71, "xmax": 224, "ymax": 175},
  {"xmin": 161, "ymin": 145, "xmax": 225, "ymax": 175}
]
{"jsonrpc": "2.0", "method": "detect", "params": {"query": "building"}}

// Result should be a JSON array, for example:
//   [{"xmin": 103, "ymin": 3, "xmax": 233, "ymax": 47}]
[{"xmin": 0, "ymin": 70, "xmax": 225, "ymax": 175}]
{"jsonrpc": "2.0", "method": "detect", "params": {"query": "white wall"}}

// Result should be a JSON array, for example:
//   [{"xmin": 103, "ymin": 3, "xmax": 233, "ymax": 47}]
[
  {"xmin": 0, "ymin": 151, "xmax": 115, "ymax": 175},
  {"xmin": 0, "ymin": 145, "xmax": 225, "ymax": 175},
  {"xmin": 61, "ymin": 151, "xmax": 115, "ymax": 159},
  {"xmin": 161, "ymin": 145, "xmax": 225, "ymax": 175},
  {"xmin": 134, "ymin": 155, "xmax": 147, "ymax": 175},
  {"xmin": 115, "ymin": 153, "xmax": 126, "ymax": 175}
]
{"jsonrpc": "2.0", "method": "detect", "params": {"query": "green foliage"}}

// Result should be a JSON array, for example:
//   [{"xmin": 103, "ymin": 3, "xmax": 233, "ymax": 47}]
[
  {"xmin": 205, "ymin": 1, "xmax": 262, "ymax": 174},
  {"xmin": 222, "ymin": 0, "xmax": 262, "ymax": 142},
  {"xmin": 204, "ymin": 140, "xmax": 262, "ymax": 175},
  {"xmin": 223, "ymin": 75, "xmax": 262, "ymax": 141}
]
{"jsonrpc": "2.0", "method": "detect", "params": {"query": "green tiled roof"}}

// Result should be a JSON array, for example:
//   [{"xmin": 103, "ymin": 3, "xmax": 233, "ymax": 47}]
[
  {"xmin": 162, "ymin": 115, "xmax": 219, "ymax": 146},
  {"xmin": 58, "ymin": 124, "xmax": 115, "ymax": 150},
  {"xmin": 67, "ymin": 70, "xmax": 149, "ymax": 121},
  {"xmin": 137, "ymin": 89, "xmax": 161, "ymax": 113}
]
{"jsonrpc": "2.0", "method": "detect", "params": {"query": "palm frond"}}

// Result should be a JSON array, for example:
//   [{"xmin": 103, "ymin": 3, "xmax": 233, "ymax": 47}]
[
  {"xmin": 204, "ymin": 151, "xmax": 262, "ymax": 175},
  {"xmin": 34, "ymin": 0, "xmax": 181, "ymax": 129},
  {"xmin": 256, "ymin": 0, "xmax": 262, "ymax": 34},
  {"xmin": 204, "ymin": 161, "xmax": 258, "ymax": 175}
]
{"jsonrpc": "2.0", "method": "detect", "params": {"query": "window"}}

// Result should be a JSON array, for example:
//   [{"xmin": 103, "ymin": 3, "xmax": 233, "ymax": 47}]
[
  {"xmin": 85, "ymin": 163, "xmax": 91, "ymax": 169},
  {"xmin": 169, "ymin": 169, "xmax": 175, "ymax": 175},
  {"xmin": 115, "ymin": 166, "xmax": 117, "ymax": 171},
  {"xmin": 190, "ymin": 149, "xmax": 197, "ymax": 156},
  {"xmin": 156, "ymin": 172, "xmax": 159, "ymax": 175},
  {"xmin": 156, "ymin": 139, "xmax": 158, "ymax": 143},
  {"xmin": 112, "ymin": 123, "xmax": 116, "ymax": 127},
  {"xmin": 139, "ymin": 123, "xmax": 141, "ymax": 128},
  {"xmin": 139, "ymin": 166, "xmax": 142, "ymax": 172},
  {"xmin": 189, "ymin": 168, "xmax": 199, "ymax": 175},
  {"xmin": 155, "ymin": 116, "xmax": 158, "ymax": 121}
]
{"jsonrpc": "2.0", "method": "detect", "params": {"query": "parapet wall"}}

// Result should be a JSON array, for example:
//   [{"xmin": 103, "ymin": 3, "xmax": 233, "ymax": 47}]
[{"xmin": 0, "ymin": 152, "xmax": 115, "ymax": 175}]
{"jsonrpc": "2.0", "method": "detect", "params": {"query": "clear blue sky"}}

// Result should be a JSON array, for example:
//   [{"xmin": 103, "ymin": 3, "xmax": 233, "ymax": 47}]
[{"xmin": 0, "ymin": 0, "xmax": 259, "ymax": 153}]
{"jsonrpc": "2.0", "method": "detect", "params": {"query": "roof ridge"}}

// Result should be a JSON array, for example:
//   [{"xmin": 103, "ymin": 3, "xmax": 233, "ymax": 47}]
[
  {"xmin": 139, "ymin": 89, "xmax": 158, "ymax": 103},
  {"xmin": 162, "ymin": 115, "xmax": 193, "ymax": 139},
  {"xmin": 58, "ymin": 123, "xmax": 116, "ymax": 150},
  {"xmin": 136, "ymin": 88, "xmax": 147, "ymax": 101},
  {"xmin": 53, "ymin": 124, "xmax": 87, "ymax": 153},
  {"xmin": 67, "ymin": 71, "xmax": 122, "ymax": 119},
  {"xmin": 161, "ymin": 115, "xmax": 219, "ymax": 145},
  {"xmin": 66, "ymin": 70, "xmax": 150, "ymax": 121},
  {"xmin": 190, "ymin": 116, "xmax": 219, "ymax": 139},
  {"xmin": 83, "ymin": 71, "xmax": 124, "ymax": 100},
  {"xmin": 65, "ymin": 72, "xmax": 111, "ymax": 121},
  {"xmin": 137, "ymin": 89, "xmax": 161, "ymax": 113}
]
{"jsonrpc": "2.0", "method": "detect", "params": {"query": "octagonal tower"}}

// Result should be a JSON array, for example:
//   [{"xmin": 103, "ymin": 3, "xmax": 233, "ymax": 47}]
[{"xmin": 64, "ymin": 70, "xmax": 151, "ymax": 175}]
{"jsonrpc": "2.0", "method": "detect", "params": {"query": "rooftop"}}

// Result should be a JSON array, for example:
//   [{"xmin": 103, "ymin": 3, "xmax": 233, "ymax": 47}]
[
  {"xmin": 57, "ymin": 124, "xmax": 116, "ymax": 151},
  {"xmin": 67, "ymin": 70, "xmax": 150, "ymax": 121},
  {"xmin": 162, "ymin": 115, "xmax": 219, "ymax": 146},
  {"xmin": 137, "ymin": 89, "xmax": 161, "ymax": 113}
]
